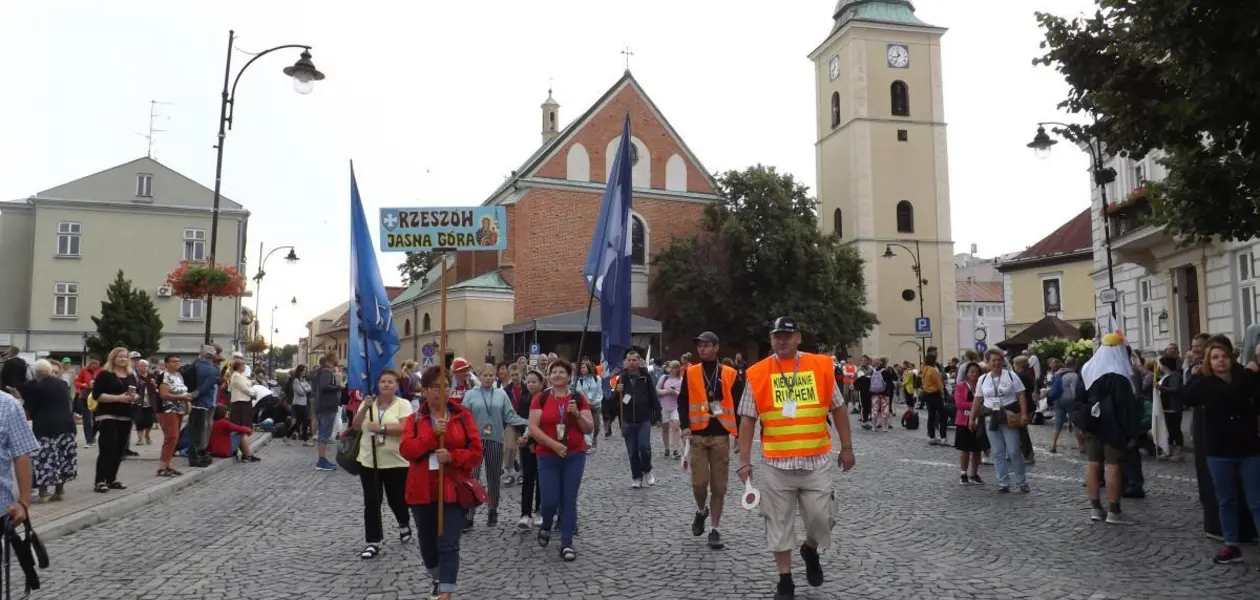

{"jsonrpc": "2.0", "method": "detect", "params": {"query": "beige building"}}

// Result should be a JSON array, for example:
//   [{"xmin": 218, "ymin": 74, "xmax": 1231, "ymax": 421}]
[
  {"xmin": 997, "ymin": 209, "xmax": 1094, "ymax": 339},
  {"xmin": 0, "ymin": 157, "xmax": 248, "ymax": 357},
  {"xmin": 809, "ymin": 1, "xmax": 957, "ymax": 363},
  {"xmin": 303, "ymin": 301, "xmax": 349, "ymax": 367},
  {"xmin": 391, "ymin": 264, "xmax": 513, "ymax": 369}
]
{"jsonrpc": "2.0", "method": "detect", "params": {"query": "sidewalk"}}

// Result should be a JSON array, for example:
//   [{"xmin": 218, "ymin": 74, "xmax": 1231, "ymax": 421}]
[{"xmin": 29, "ymin": 426, "xmax": 272, "ymax": 541}]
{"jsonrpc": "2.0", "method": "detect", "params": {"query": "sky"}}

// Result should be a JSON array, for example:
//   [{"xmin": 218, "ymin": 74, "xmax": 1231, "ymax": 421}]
[{"xmin": 0, "ymin": 0, "xmax": 1099, "ymax": 348}]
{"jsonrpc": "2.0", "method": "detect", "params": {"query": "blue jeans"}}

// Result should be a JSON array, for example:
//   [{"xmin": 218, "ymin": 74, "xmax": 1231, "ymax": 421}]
[
  {"xmin": 538, "ymin": 452, "xmax": 587, "ymax": 548},
  {"xmin": 316, "ymin": 412, "xmax": 337, "ymax": 443},
  {"xmin": 1206, "ymin": 456, "xmax": 1260, "ymax": 546},
  {"xmin": 986, "ymin": 423, "xmax": 1027, "ymax": 488},
  {"xmin": 1053, "ymin": 399, "xmax": 1074, "ymax": 431},
  {"xmin": 623, "ymin": 421, "xmax": 653, "ymax": 480},
  {"xmin": 411, "ymin": 503, "xmax": 465, "ymax": 594}
]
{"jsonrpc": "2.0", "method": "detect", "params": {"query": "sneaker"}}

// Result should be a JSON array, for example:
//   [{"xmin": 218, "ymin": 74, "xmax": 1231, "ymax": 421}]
[
  {"xmin": 1089, "ymin": 507, "xmax": 1106, "ymax": 522},
  {"xmin": 692, "ymin": 509, "xmax": 708, "ymax": 537},
  {"xmin": 631, "ymin": 479, "xmax": 642, "ymax": 489},
  {"xmin": 981, "ymin": 456, "xmax": 993, "ymax": 465},
  {"xmin": 1122, "ymin": 489, "xmax": 1146, "ymax": 499},
  {"xmin": 774, "ymin": 581, "xmax": 796, "ymax": 600},
  {"xmin": 84, "ymin": 443, "xmax": 95, "ymax": 449},
  {"xmin": 517, "ymin": 515, "xmax": 532, "ymax": 530},
  {"xmin": 997, "ymin": 486, "xmax": 1010, "ymax": 494},
  {"xmin": 1018, "ymin": 484, "xmax": 1030, "ymax": 493},
  {"xmin": 928, "ymin": 439, "xmax": 939, "ymax": 446},
  {"xmin": 707, "ymin": 529, "xmax": 725, "ymax": 550},
  {"xmin": 1214, "ymin": 546, "xmax": 1243, "ymax": 564},
  {"xmin": 314, "ymin": 458, "xmax": 336, "ymax": 471},
  {"xmin": 969, "ymin": 475, "xmax": 983, "ymax": 485},
  {"xmin": 959, "ymin": 473, "xmax": 970, "ymax": 486},
  {"xmin": 800, "ymin": 543, "xmax": 824, "ymax": 587},
  {"xmin": 1105, "ymin": 512, "xmax": 1134, "ymax": 525},
  {"xmin": 646, "ymin": 473, "xmax": 656, "ymax": 487},
  {"xmin": 302, "ymin": 440, "xmax": 314, "ymax": 447},
  {"xmin": 487, "ymin": 509, "xmax": 498, "ymax": 527},
  {"xmin": 533, "ymin": 515, "xmax": 543, "ymax": 527}
]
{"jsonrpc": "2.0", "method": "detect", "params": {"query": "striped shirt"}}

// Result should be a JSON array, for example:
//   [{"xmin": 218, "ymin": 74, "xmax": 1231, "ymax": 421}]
[
  {"xmin": 737, "ymin": 359, "xmax": 843, "ymax": 471},
  {"xmin": 0, "ymin": 391, "xmax": 38, "ymax": 508}
]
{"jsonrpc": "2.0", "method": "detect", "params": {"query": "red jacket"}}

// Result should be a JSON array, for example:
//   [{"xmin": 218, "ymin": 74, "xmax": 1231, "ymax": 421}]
[
  {"xmin": 208, "ymin": 418, "xmax": 252, "ymax": 457},
  {"xmin": 73, "ymin": 367, "xmax": 99, "ymax": 394},
  {"xmin": 399, "ymin": 402, "xmax": 482, "ymax": 505}
]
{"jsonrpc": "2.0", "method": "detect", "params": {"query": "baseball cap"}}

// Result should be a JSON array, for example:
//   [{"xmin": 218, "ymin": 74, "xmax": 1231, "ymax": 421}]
[
  {"xmin": 694, "ymin": 331, "xmax": 720, "ymax": 344},
  {"xmin": 770, "ymin": 316, "xmax": 799, "ymax": 334},
  {"xmin": 60, "ymin": 357, "xmax": 71, "ymax": 364},
  {"xmin": 128, "ymin": 351, "xmax": 141, "ymax": 359}
]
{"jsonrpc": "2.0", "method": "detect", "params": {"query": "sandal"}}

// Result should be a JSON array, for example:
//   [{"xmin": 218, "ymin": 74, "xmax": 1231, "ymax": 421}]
[
  {"xmin": 157, "ymin": 468, "xmax": 177, "ymax": 477},
  {"xmin": 398, "ymin": 525, "xmax": 413, "ymax": 544},
  {"xmin": 537, "ymin": 527, "xmax": 551, "ymax": 547},
  {"xmin": 359, "ymin": 544, "xmax": 380, "ymax": 560},
  {"xmin": 560, "ymin": 546, "xmax": 577, "ymax": 562},
  {"xmin": 107, "ymin": 482, "xmax": 127, "ymax": 490},
  {"xmin": 93, "ymin": 483, "xmax": 108, "ymax": 493},
  {"xmin": 168, "ymin": 468, "xmax": 184, "ymax": 477}
]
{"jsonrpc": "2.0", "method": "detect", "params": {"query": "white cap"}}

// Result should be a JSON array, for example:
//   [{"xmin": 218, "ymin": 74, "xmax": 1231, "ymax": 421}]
[{"xmin": 128, "ymin": 351, "xmax": 141, "ymax": 359}]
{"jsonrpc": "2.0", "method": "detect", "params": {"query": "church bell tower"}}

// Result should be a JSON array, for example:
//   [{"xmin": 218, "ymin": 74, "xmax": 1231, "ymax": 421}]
[{"xmin": 541, "ymin": 88, "xmax": 560, "ymax": 145}]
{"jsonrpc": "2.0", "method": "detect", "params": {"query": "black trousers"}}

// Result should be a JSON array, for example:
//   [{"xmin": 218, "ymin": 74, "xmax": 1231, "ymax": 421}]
[
  {"xmin": 292, "ymin": 404, "xmax": 312, "ymax": 441},
  {"xmin": 94, "ymin": 418, "xmax": 132, "ymax": 485},
  {"xmin": 859, "ymin": 388, "xmax": 873, "ymax": 422},
  {"xmin": 358, "ymin": 466, "xmax": 410, "ymax": 544},
  {"xmin": 519, "ymin": 448, "xmax": 540, "ymax": 517},
  {"xmin": 1164, "ymin": 410, "xmax": 1184, "ymax": 447},
  {"xmin": 922, "ymin": 392, "xmax": 948, "ymax": 440}
]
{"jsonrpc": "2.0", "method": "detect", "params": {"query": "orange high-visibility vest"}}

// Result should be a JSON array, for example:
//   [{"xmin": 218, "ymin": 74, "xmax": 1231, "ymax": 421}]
[
  {"xmin": 747, "ymin": 352, "xmax": 835, "ymax": 460},
  {"xmin": 684, "ymin": 363, "xmax": 738, "ymax": 435},
  {"xmin": 842, "ymin": 363, "xmax": 857, "ymax": 386}
]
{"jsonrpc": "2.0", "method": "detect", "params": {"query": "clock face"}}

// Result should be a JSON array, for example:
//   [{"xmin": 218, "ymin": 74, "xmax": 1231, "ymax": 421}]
[
  {"xmin": 828, "ymin": 55, "xmax": 841, "ymax": 81},
  {"xmin": 887, "ymin": 44, "xmax": 909, "ymax": 69}
]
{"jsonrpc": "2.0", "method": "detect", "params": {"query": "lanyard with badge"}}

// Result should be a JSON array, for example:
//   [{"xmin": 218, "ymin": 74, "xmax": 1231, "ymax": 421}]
[
  {"xmin": 476, "ymin": 389, "xmax": 494, "ymax": 437},
  {"xmin": 775, "ymin": 356, "xmax": 802, "ymax": 418},
  {"xmin": 554, "ymin": 393, "xmax": 569, "ymax": 442},
  {"xmin": 701, "ymin": 365, "xmax": 724, "ymax": 417}
]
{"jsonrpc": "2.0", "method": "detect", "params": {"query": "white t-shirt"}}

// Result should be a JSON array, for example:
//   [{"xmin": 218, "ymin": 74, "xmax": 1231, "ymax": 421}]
[{"xmin": 977, "ymin": 369, "xmax": 1025, "ymax": 410}]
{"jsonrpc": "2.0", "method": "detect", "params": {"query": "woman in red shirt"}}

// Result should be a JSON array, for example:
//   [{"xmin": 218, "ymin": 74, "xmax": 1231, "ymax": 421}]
[
  {"xmin": 400, "ymin": 366, "xmax": 483, "ymax": 600},
  {"xmin": 529, "ymin": 359, "xmax": 594, "ymax": 562},
  {"xmin": 208, "ymin": 405, "xmax": 260, "ymax": 461}
]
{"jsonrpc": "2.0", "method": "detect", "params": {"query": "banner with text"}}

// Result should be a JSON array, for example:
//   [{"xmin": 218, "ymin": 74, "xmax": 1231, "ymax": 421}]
[{"xmin": 379, "ymin": 206, "xmax": 507, "ymax": 252}]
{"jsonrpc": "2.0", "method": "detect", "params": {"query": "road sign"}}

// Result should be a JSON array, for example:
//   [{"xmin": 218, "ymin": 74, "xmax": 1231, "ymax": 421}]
[
  {"xmin": 1099, "ymin": 288, "xmax": 1119, "ymax": 304},
  {"xmin": 529, "ymin": 343, "xmax": 541, "ymax": 355},
  {"xmin": 914, "ymin": 317, "xmax": 932, "ymax": 339},
  {"xmin": 974, "ymin": 327, "xmax": 987, "ymax": 342},
  {"xmin": 975, "ymin": 341, "xmax": 988, "ymax": 353},
  {"xmin": 422, "ymin": 343, "xmax": 436, "ymax": 357}
]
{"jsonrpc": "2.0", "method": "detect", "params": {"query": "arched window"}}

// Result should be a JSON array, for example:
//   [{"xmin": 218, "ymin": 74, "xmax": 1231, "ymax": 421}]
[
  {"xmin": 833, "ymin": 208, "xmax": 843, "ymax": 237},
  {"xmin": 890, "ymin": 81, "xmax": 910, "ymax": 117},
  {"xmin": 830, "ymin": 92, "xmax": 841, "ymax": 128},
  {"xmin": 404, "ymin": 319, "xmax": 412, "ymax": 337},
  {"xmin": 630, "ymin": 214, "xmax": 647, "ymax": 266},
  {"xmin": 549, "ymin": 111, "xmax": 556, "ymax": 127},
  {"xmin": 422, "ymin": 313, "xmax": 432, "ymax": 332},
  {"xmin": 896, "ymin": 200, "xmax": 915, "ymax": 233}
]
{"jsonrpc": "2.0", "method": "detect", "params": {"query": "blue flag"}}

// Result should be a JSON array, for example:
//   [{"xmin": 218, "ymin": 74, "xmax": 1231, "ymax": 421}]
[
  {"xmin": 348, "ymin": 163, "xmax": 400, "ymax": 395},
  {"xmin": 583, "ymin": 114, "xmax": 634, "ymax": 369}
]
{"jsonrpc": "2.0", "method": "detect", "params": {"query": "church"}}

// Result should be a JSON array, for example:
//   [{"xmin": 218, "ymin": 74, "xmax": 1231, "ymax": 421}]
[
  {"xmin": 809, "ymin": 0, "xmax": 958, "ymax": 363},
  {"xmin": 389, "ymin": 70, "xmax": 724, "ymax": 366}
]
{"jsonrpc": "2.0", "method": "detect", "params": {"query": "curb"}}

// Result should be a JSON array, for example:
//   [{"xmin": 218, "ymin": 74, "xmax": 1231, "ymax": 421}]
[{"xmin": 39, "ymin": 433, "xmax": 273, "ymax": 542}]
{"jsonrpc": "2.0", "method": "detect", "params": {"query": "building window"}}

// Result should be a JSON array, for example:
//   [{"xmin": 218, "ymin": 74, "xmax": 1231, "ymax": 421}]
[
  {"xmin": 1239, "ymin": 251, "xmax": 1259, "ymax": 329},
  {"xmin": 1042, "ymin": 278, "xmax": 1062, "ymax": 314},
  {"xmin": 832, "ymin": 208, "xmax": 842, "ymax": 237},
  {"xmin": 56, "ymin": 222, "xmax": 81, "ymax": 257},
  {"xmin": 404, "ymin": 319, "xmax": 412, "ymax": 337},
  {"xmin": 897, "ymin": 129, "xmax": 908, "ymax": 141},
  {"xmin": 1134, "ymin": 164, "xmax": 1146, "ymax": 185},
  {"xmin": 183, "ymin": 228, "xmax": 206, "ymax": 261},
  {"xmin": 895, "ymin": 201, "xmax": 915, "ymax": 233},
  {"xmin": 53, "ymin": 282, "xmax": 78, "ymax": 317},
  {"xmin": 977, "ymin": 307, "xmax": 985, "ymax": 318},
  {"xmin": 830, "ymin": 92, "xmax": 840, "ymax": 128},
  {"xmin": 1141, "ymin": 305, "xmax": 1154, "ymax": 345},
  {"xmin": 181, "ymin": 298, "xmax": 205, "ymax": 321},
  {"xmin": 422, "ymin": 313, "xmax": 431, "ymax": 332},
  {"xmin": 890, "ymin": 81, "xmax": 910, "ymax": 117},
  {"xmin": 136, "ymin": 173, "xmax": 153, "ymax": 197},
  {"xmin": 630, "ymin": 214, "xmax": 647, "ymax": 267},
  {"xmin": 1140, "ymin": 279, "xmax": 1151, "ymax": 303}
]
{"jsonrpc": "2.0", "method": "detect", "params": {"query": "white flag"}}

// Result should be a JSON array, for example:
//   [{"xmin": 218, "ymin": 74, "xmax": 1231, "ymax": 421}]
[{"xmin": 1151, "ymin": 381, "xmax": 1170, "ymax": 456}]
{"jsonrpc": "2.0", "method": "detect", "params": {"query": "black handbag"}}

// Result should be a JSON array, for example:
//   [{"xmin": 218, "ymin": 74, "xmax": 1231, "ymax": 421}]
[
  {"xmin": 2, "ymin": 515, "xmax": 48, "ymax": 598},
  {"xmin": 335, "ymin": 421, "xmax": 362, "ymax": 475}
]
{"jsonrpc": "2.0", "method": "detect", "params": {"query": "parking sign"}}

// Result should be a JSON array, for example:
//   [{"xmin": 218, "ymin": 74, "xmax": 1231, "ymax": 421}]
[
  {"xmin": 914, "ymin": 317, "xmax": 932, "ymax": 339},
  {"xmin": 529, "ymin": 343, "xmax": 541, "ymax": 355}
]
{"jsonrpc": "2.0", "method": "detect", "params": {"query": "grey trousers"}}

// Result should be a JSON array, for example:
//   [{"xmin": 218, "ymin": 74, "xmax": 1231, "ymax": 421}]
[{"xmin": 471, "ymin": 439, "xmax": 505, "ymax": 514}]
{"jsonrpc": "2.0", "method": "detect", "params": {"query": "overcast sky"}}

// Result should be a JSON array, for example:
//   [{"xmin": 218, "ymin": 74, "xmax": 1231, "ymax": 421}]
[{"xmin": 0, "ymin": 0, "xmax": 1098, "ymax": 347}]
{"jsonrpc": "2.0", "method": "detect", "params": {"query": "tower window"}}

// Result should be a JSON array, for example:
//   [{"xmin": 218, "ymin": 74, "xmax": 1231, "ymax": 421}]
[
  {"xmin": 630, "ymin": 214, "xmax": 647, "ymax": 266},
  {"xmin": 897, "ymin": 129, "xmax": 908, "ymax": 141},
  {"xmin": 549, "ymin": 111, "xmax": 556, "ymax": 128},
  {"xmin": 404, "ymin": 319, "xmax": 412, "ymax": 337},
  {"xmin": 896, "ymin": 200, "xmax": 915, "ymax": 233},
  {"xmin": 422, "ymin": 313, "xmax": 431, "ymax": 332},
  {"xmin": 833, "ymin": 208, "xmax": 843, "ymax": 238},
  {"xmin": 830, "ymin": 92, "xmax": 840, "ymax": 128},
  {"xmin": 891, "ymin": 81, "xmax": 910, "ymax": 117}
]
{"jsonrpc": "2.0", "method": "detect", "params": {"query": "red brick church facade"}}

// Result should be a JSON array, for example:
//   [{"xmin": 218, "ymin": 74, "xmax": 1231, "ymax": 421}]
[{"xmin": 451, "ymin": 71, "xmax": 723, "ymax": 356}]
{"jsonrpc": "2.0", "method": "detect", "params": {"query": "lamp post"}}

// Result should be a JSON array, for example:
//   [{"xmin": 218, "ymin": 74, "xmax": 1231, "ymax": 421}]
[
  {"xmin": 252, "ymin": 243, "xmax": 299, "ymax": 341},
  {"xmin": 203, "ymin": 29, "xmax": 324, "ymax": 344},
  {"xmin": 267, "ymin": 296, "xmax": 297, "ymax": 373},
  {"xmin": 485, "ymin": 339, "xmax": 495, "ymax": 367},
  {"xmin": 882, "ymin": 241, "xmax": 928, "ymax": 363},
  {"xmin": 1026, "ymin": 121, "xmax": 1118, "ymax": 323}
]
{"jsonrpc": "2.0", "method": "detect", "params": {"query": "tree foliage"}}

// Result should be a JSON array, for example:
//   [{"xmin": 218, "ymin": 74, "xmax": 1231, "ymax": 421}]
[
  {"xmin": 244, "ymin": 338, "xmax": 268, "ymax": 354},
  {"xmin": 650, "ymin": 165, "xmax": 878, "ymax": 354},
  {"xmin": 1035, "ymin": 2, "xmax": 1260, "ymax": 242},
  {"xmin": 397, "ymin": 251, "xmax": 444, "ymax": 286},
  {"xmin": 88, "ymin": 271, "xmax": 163, "ymax": 358},
  {"xmin": 276, "ymin": 344, "xmax": 299, "ymax": 368}
]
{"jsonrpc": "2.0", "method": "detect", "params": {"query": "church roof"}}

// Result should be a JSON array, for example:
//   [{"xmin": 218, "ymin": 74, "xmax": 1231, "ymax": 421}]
[
  {"xmin": 831, "ymin": 0, "xmax": 933, "ymax": 32},
  {"xmin": 480, "ymin": 70, "xmax": 721, "ymax": 206}
]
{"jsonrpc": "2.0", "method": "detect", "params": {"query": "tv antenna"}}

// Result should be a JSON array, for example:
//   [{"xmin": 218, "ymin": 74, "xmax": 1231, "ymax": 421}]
[{"xmin": 138, "ymin": 100, "xmax": 174, "ymax": 158}]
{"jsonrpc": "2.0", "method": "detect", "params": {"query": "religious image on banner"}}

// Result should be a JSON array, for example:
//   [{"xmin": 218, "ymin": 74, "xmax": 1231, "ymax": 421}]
[{"xmin": 378, "ymin": 206, "xmax": 507, "ymax": 252}]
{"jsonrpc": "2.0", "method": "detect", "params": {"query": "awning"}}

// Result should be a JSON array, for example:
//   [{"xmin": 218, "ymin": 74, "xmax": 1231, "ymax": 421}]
[
  {"xmin": 997, "ymin": 315, "xmax": 1081, "ymax": 349},
  {"xmin": 503, "ymin": 308, "xmax": 663, "ymax": 335}
]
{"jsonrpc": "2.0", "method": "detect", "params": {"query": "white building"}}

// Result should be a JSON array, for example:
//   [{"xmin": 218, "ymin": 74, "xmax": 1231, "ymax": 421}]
[{"xmin": 955, "ymin": 255, "xmax": 1006, "ymax": 359}]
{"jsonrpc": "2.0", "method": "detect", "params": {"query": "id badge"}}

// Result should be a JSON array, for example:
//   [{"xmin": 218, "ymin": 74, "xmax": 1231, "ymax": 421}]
[
  {"xmin": 709, "ymin": 401, "xmax": 723, "ymax": 416},
  {"xmin": 483, "ymin": 424, "xmax": 493, "ymax": 437},
  {"xmin": 622, "ymin": 394, "xmax": 631, "ymax": 405},
  {"xmin": 556, "ymin": 423, "xmax": 567, "ymax": 439},
  {"xmin": 782, "ymin": 401, "xmax": 797, "ymax": 418},
  {"xmin": 428, "ymin": 453, "xmax": 439, "ymax": 471}
]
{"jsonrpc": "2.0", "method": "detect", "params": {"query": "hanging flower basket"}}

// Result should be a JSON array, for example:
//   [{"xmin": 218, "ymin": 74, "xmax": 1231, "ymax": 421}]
[{"xmin": 165, "ymin": 261, "xmax": 247, "ymax": 298}]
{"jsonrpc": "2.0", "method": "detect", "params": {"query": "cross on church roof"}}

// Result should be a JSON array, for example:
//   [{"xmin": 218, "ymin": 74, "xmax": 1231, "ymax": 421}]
[{"xmin": 621, "ymin": 45, "xmax": 635, "ymax": 71}]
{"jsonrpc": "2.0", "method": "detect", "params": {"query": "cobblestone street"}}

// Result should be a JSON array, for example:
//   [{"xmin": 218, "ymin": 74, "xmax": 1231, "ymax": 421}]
[{"xmin": 33, "ymin": 424, "xmax": 1259, "ymax": 600}]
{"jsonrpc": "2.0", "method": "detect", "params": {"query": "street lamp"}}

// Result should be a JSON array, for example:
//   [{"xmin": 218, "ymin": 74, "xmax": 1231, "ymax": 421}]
[
  {"xmin": 882, "ymin": 241, "xmax": 928, "ymax": 362},
  {"xmin": 485, "ymin": 339, "xmax": 495, "ymax": 366},
  {"xmin": 203, "ymin": 29, "xmax": 324, "ymax": 344},
  {"xmin": 251, "ymin": 244, "xmax": 300, "ymax": 345},
  {"xmin": 1027, "ymin": 121, "xmax": 1118, "ymax": 322}
]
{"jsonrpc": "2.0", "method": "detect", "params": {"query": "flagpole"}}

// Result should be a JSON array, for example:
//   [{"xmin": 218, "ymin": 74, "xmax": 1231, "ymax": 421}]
[
  {"xmin": 436, "ymin": 249, "xmax": 451, "ymax": 536},
  {"xmin": 575, "ymin": 288, "xmax": 597, "ymax": 369}
]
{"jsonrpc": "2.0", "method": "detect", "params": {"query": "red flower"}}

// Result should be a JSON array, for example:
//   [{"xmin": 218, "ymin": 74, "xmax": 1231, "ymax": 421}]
[{"xmin": 165, "ymin": 261, "xmax": 247, "ymax": 298}]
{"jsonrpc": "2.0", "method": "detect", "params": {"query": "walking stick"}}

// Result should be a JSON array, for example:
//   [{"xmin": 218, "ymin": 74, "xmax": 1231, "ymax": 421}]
[{"xmin": 437, "ymin": 431, "xmax": 445, "ymax": 536}]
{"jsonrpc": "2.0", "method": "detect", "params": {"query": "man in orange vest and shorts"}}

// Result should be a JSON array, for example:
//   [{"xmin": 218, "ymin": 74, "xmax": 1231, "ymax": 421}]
[
  {"xmin": 737, "ymin": 316, "xmax": 855, "ymax": 600},
  {"xmin": 678, "ymin": 331, "xmax": 741, "ymax": 550}
]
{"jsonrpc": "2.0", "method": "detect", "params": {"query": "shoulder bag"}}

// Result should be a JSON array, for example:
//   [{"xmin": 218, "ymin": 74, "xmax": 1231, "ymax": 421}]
[
  {"xmin": 454, "ymin": 411, "xmax": 488, "ymax": 510},
  {"xmin": 335, "ymin": 412, "xmax": 362, "ymax": 474}
]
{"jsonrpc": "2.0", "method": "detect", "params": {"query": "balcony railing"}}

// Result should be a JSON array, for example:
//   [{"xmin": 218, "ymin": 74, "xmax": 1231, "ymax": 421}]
[{"xmin": 1107, "ymin": 189, "xmax": 1154, "ymax": 239}]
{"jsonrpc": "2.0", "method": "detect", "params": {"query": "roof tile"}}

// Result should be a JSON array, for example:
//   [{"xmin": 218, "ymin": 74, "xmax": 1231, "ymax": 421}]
[{"xmin": 1009, "ymin": 208, "xmax": 1092, "ymax": 263}]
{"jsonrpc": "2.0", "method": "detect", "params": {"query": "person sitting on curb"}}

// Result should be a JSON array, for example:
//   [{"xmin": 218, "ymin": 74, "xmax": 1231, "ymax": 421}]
[{"xmin": 208, "ymin": 405, "xmax": 260, "ymax": 462}]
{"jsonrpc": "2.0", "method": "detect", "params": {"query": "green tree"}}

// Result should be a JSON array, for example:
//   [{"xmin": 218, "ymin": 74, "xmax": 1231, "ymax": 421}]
[
  {"xmin": 244, "ymin": 338, "xmax": 268, "ymax": 354},
  {"xmin": 1077, "ymin": 321, "xmax": 1096, "ymax": 341},
  {"xmin": 87, "ymin": 271, "xmax": 163, "ymax": 358},
  {"xmin": 397, "ymin": 251, "xmax": 444, "ymax": 286},
  {"xmin": 1035, "ymin": 2, "xmax": 1260, "ymax": 242},
  {"xmin": 651, "ymin": 165, "xmax": 878, "ymax": 354},
  {"xmin": 277, "ymin": 344, "xmax": 299, "ymax": 368}
]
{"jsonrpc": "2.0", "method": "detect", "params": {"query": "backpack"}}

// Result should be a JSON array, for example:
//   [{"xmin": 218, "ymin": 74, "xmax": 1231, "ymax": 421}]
[
  {"xmin": 870, "ymin": 370, "xmax": 887, "ymax": 394},
  {"xmin": 901, "ymin": 408, "xmax": 919, "ymax": 430},
  {"xmin": 179, "ymin": 363, "xmax": 198, "ymax": 394}
]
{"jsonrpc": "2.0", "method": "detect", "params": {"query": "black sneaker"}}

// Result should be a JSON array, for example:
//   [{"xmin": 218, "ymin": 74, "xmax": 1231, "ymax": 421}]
[
  {"xmin": 691, "ymin": 509, "xmax": 708, "ymax": 537},
  {"xmin": 969, "ymin": 475, "xmax": 984, "ymax": 485},
  {"xmin": 462, "ymin": 517, "xmax": 474, "ymax": 533},
  {"xmin": 959, "ymin": 473, "xmax": 969, "ymax": 486},
  {"xmin": 800, "ymin": 543, "xmax": 824, "ymax": 587},
  {"xmin": 707, "ymin": 529, "xmax": 725, "ymax": 550},
  {"xmin": 775, "ymin": 579, "xmax": 796, "ymax": 600},
  {"xmin": 487, "ymin": 509, "xmax": 498, "ymax": 527}
]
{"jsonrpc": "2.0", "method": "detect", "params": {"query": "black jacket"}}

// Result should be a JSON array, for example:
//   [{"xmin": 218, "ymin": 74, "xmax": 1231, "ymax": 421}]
[
  {"xmin": 610, "ymin": 368, "xmax": 660, "ymax": 424},
  {"xmin": 1090, "ymin": 373, "xmax": 1144, "ymax": 450},
  {"xmin": 1184, "ymin": 366, "xmax": 1260, "ymax": 458},
  {"xmin": 1157, "ymin": 370, "xmax": 1184, "ymax": 412},
  {"xmin": 1, "ymin": 357, "xmax": 29, "ymax": 391}
]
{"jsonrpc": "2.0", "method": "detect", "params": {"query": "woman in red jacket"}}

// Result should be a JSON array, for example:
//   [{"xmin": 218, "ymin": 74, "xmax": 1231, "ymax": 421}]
[{"xmin": 400, "ymin": 366, "xmax": 483, "ymax": 600}]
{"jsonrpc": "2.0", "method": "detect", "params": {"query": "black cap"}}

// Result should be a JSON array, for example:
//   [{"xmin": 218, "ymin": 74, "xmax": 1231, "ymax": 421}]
[
  {"xmin": 694, "ymin": 331, "xmax": 720, "ymax": 344},
  {"xmin": 771, "ymin": 316, "xmax": 799, "ymax": 334}
]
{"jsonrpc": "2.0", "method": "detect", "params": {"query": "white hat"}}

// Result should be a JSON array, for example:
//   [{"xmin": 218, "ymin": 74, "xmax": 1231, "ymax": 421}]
[
  {"xmin": 128, "ymin": 351, "xmax": 141, "ymax": 359},
  {"xmin": 232, "ymin": 351, "xmax": 245, "ymax": 359}
]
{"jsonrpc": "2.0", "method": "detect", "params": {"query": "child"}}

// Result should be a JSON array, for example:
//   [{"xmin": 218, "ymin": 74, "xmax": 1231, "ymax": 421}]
[
  {"xmin": 953, "ymin": 362, "xmax": 985, "ymax": 485},
  {"xmin": 209, "ymin": 405, "xmax": 261, "ymax": 461}
]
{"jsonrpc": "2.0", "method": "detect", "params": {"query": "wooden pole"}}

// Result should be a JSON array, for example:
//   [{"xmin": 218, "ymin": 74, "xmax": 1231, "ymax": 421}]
[{"xmin": 436, "ymin": 251, "xmax": 449, "ymax": 536}]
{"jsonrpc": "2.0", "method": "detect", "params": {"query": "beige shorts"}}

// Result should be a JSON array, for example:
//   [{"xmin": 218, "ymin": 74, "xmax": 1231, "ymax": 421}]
[
  {"xmin": 758, "ymin": 461, "xmax": 837, "ymax": 553},
  {"xmin": 689, "ymin": 435, "xmax": 730, "ymax": 507}
]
